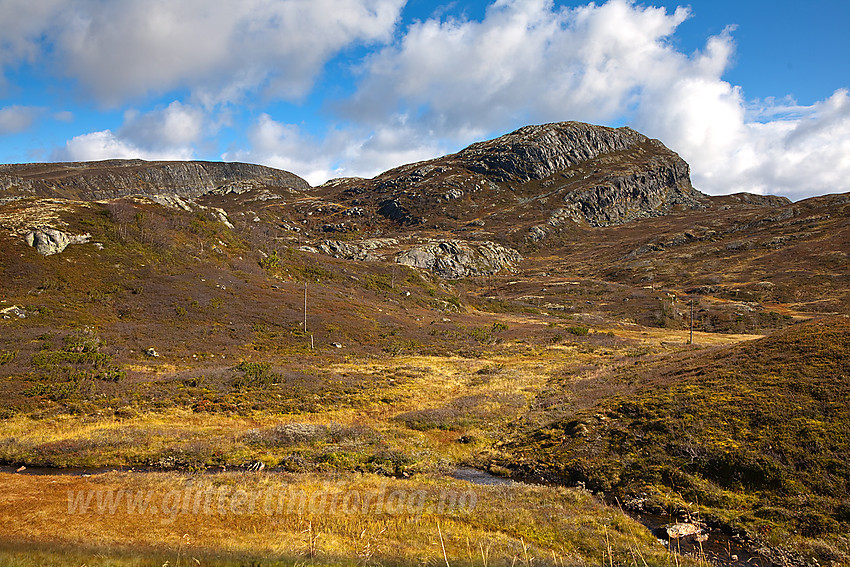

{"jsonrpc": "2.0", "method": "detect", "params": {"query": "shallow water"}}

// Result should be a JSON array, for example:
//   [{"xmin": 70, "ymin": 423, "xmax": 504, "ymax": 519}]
[
  {"xmin": 0, "ymin": 464, "xmax": 782, "ymax": 566},
  {"xmin": 451, "ymin": 467, "xmax": 779, "ymax": 567},
  {"xmin": 0, "ymin": 464, "xmax": 120, "ymax": 476},
  {"xmin": 634, "ymin": 512, "xmax": 778, "ymax": 567},
  {"xmin": 451, "ymin": 466, "xmax": 514, "ymax": 485}
]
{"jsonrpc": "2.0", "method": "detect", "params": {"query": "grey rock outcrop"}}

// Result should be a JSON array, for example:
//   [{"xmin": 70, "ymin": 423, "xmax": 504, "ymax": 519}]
[
  {"xmin": 25, "ymin": 228, "xmax": 91, "ymax": 255},
  {"xmin": 0, "ymin": 160, "xmax": 309, "ymax": 201},
  {"xmin": 457, "ymin": 122, "xmax": 649, "ymax": 182},
  {"xmin": 560, "ymin": 159, "xmax": 705, "ymax": 226},
  {"xmin": 395, "ymin": 240, "xmax": 522, "ymax": 279},
  {"xmin": 722, "ymin": 193, "xmax": 792, "ymax": 207},
  {"xmin": 1, "ymin": 306, "xmax": 27, "ymax": 319},
  {"xmin": 315, "ymin": 238, "xmax": 400, "ymax": 261}
]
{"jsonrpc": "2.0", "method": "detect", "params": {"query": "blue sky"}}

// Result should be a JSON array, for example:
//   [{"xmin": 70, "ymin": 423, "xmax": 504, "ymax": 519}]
[{"xmin": 1, "ymin": 0, "xmax": 848, "ymax": 201}]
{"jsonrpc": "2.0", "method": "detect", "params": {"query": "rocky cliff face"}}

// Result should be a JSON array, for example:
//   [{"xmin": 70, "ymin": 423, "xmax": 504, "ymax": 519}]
[
  {"xmin": 558, "ymin": 151, "xmax": 704, "ymax": 227},
  {"xmin": 0, "ymin": 159, "xmax": 310, "ymax": 201},
  {"xmin": 456, "ymin": 122, "xmax": 649, "ymax": 182}
]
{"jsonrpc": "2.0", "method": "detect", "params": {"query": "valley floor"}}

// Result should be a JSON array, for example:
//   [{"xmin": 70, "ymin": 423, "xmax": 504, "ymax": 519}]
[{"xmin": 3, "ymin": 327, "xmax": 836, "ymax": 567}]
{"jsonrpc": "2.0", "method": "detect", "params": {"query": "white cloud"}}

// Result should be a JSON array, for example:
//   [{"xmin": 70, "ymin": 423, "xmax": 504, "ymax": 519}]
[
  {"xmin": 345, "ymin": 0, "xmax": 690, "ymax": 141},
  {"xmin": 631, "ymin": 32, "xmax": 850, "ymax": 200},
  {"xmin": 230, "ymin": 115, "xmax": 337, "ymax": 185},
  {"xmin": 54, "ymin": 102, "xmax": 207, "ymax": 162},
  {"xmin": 0, "ymin": 0, "xmax": 65, "ymax": 86},
  {"xmin": 118, "ymin": 102, "xmax": 206, "ymax": 150},
  {"xmin": 0, "ymin": 0, "xmax": 405, "ymax": 105},
  {"xmin": 0, "ymin": 105, "xmax": 44, "ymax": 134},
  {"xmin": 57, "ymin": 130, "xmax": 195, "ymax": 162},
  {"xmin": 226, "ymin": 114, "xmax": 443, "ymax": 185}
]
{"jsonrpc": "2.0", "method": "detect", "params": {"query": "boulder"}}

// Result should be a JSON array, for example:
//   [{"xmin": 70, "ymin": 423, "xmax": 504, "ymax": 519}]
[
  {"xmin": 395, "ymin": 240, "xmax": 522, "ymax": 279},
  {"xmin": 24, "ymin": 228, "xmax": 91, "ymax": 256}
]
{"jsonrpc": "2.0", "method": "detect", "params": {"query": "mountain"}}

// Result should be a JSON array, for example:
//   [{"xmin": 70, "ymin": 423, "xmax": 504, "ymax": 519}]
[
  {"xmin": 0, "ymin": 122, "xmax": 848, "ymax": 566},
  {"xmin": 314, "ymin": 121, "xmax": 706, "ymax": 232}
]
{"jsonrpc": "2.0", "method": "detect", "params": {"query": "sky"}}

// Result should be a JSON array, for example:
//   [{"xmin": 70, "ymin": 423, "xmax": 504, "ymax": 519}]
[{"xmin": 1, "ymin": 0, "xmax": 849, "ymax": 201}]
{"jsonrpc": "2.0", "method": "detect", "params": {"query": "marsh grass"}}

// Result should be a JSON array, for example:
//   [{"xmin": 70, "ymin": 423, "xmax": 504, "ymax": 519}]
[{"xmin": 0, "ymin": 470, "xmax": 696, "ymax": 567}]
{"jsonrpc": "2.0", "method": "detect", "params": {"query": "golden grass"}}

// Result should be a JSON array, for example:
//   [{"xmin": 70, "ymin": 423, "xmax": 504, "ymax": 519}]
[
  {"xmin": 0, "ymin": 340, "xmax": 769, "ymax": 564},
  {"xmin": 0, "ymin": 470, "xmax": 692, "ymax": 566},
  {"xmin": 0, "ymin": 328, "xmax": 762, "ymax": 472}
]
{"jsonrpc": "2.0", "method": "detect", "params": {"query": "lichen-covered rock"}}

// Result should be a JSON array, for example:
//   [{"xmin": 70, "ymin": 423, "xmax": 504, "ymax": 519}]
[
  {"xmin": 315, "ymin": 238, "xmax": 399, "ymax": 261},
  {"xmin": 24, "ymin": 228, "xmax": 91, "ymax": 255},
  {"xmin": 561, "ymin": 160, "xmax": 705, "ymax": 226},
  {"xmin": 458, "ymin": 122, "xmax": 649, "ymax": 182},
  {"xmin": 377, "ymin": 199, "xmax": 419, "ymax": 225},
  {"xmin": 395, "ymin": 240, "xmax": 522, "ymax": 279},
  {"xmin": 0, "ymin": 159, "xmax": 309, "ymax": 201}
]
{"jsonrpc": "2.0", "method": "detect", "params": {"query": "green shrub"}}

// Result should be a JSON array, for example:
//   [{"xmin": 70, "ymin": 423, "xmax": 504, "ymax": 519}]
[
  {"xmin": 96, "ymin": 367, "xmax": 126, "ymax": 382},
  {"xmin": 22, "ymin": 383, "xmax": 50, "ymax": 397},
  {"xmin": 259, "ymin": 249, "xmax": 281, "ymax": 270},
  {"xmin": 32, "ymin": 350, "xmax": 110, "ymax": 369},
  {"xmin": 233, "ymin": 361, "xmax": 277, "ymax": 390}
]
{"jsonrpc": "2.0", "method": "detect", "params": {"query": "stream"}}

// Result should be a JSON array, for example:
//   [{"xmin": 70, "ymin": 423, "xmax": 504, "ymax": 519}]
[
  {"xmin": 451, "ymin": 467, "xmax": 779, "ymax": 567},
  {"xmin": 2, "ymin": 464, "xmax": 779, "ymax": 566}
]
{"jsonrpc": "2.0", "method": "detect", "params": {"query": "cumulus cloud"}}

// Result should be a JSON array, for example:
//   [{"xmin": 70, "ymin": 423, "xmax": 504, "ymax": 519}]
[
  {"xmin": 118, "ymin": 102, "xmax": 206, "ymax": 151},
  {"xmin": 0, "ymin": 105, "xmax": 44, "ymax": 134},
  {"xmin": 345, "ymin": 0, "xmax": 690, "ymax": 142},
  {"xmin": 57, "ymin": 130, "xmax": 195, "ymax": 163},
  {"xmin": 229, "ymin": 115, "xmax": 337, "ymax": 185},
  {"xmin": 631, "ymin": 32, "xmax": 850, "ymax": 200},
  {"xmin": 0, "ymin": 0, "xmax": 404, "ymax": 105},
  {"xmin": 54, "ymin": 102, "xmax": 207, "ymax": 162},
  {"xmin": 225, "ymin": 114, "xmax": 442, "ymax": 185},
  {"xmin": 0, "ymin": 0, "xmax": 65, "ymax": 84},
  {"xmin": 703, "ymin": 89, "xmax": 850, "ymax": 200}
]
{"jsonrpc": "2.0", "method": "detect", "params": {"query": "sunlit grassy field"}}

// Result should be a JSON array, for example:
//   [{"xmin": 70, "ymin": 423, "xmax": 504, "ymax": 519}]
[{"xmin": 0, "ymin": 469, "xmax": 694, "ymax": 567}]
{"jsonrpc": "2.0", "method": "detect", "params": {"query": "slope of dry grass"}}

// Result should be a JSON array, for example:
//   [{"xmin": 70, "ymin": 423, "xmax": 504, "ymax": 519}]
[{"xmin": 499, "ymin": 317, "xmax": 850, "ymax": 565}]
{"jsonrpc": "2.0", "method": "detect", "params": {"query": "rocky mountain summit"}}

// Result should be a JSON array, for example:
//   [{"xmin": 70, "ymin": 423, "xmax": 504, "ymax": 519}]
[
  {"xmin": 456, "ymin": 122, "xmax": 661, "ymax": 182},
  {"xmin": 316, "ymin": 122, "xmax": 707, "ymax": 237}
]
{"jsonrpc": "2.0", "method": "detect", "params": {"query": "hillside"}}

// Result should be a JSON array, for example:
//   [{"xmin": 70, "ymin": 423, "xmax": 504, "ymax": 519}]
[
  {"xmin": 0, "ymin": 122, "xmax": 848, "ymax": 566},
  {"xmin": 495, "ymin": 316, "xmax": 850, "ymax": 564}
]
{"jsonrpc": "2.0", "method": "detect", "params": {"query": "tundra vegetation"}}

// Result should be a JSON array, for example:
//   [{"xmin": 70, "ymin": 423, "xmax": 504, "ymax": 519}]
[{"xmin": 0, "ymin": 124, "xmax": 848, "ymax": 566}]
